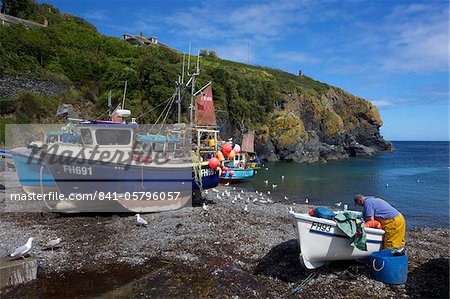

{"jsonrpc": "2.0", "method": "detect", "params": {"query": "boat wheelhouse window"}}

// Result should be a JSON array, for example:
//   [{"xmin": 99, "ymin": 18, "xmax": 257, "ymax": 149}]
[
  {"xmin": 95, "ymin": 129, "xmax": 131, "ymax": 145},
  {"xmin": 153, "ymin": 142, "xmax": 165, "ymax": 152},
  {"xmin": 46, "ymin": 135, "xmax": 59, "ymax": 143},
  {"xmin": 80, "ymin": 129, "xmax": 93, "ymax": 145}
]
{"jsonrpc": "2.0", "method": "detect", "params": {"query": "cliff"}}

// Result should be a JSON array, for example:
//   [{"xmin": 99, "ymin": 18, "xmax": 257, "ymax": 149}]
[{"xmin": 255, "ymin": 87, "xmax": 393, "ymax": 163}]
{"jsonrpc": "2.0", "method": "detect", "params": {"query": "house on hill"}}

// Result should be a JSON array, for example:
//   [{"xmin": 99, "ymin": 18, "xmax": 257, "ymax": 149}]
[
  {"xmin": 123, "ymin": 33, "xmax": 178, "ymax": 52},
  {"xmin": 0, "ymin": 12, "xmax": 47, "ymax": 29}
]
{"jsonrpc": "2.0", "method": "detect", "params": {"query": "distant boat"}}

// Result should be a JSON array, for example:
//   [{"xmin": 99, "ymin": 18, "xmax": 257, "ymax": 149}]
[
  {"xmin": 219, "ymin": 131, "xmax": 258, "ymax": 183},
  {"xmin": 241, "ymin": 131, "xmax": 261, "ymax": 170}
]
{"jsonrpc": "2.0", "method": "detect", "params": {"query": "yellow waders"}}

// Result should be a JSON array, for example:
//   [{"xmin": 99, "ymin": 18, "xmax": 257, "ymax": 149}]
[{"xmin": 378, "ymin": 213, "xmax": 406, "ymax": 249}]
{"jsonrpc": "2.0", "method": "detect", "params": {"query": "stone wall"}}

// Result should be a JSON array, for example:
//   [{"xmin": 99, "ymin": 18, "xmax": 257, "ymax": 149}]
[{"xmin": 0, "ymin": 73, "xmax": 71, "ymax": 100}]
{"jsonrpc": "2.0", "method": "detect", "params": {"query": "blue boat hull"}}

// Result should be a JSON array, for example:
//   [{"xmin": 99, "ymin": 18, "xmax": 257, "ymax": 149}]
[
  {"xmin": 43, "ymin": 156, "xmax": 219, "ymax": 196},
  {"xmin": 219, "ymin": 168, "xmax": 254, "ymax": 183},
  {"xmin": 11, "ymin": 150, "xmax": 57, "ymax": 193}
]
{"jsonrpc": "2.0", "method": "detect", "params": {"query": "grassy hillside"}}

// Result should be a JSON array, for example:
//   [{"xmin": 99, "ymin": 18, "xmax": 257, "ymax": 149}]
[
  {"xmin": 0, "ymin": 1, "xmax": 388, "ymax": 160},
  {"xmin": 0, "ymin": 2, "xmax": 330, "ymax": 126}
]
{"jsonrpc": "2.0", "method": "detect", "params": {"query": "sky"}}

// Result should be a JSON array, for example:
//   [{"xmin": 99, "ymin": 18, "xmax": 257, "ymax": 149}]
[{"xmin": 40, "ymin": 0, "xmax": 449, "ymax": 141}]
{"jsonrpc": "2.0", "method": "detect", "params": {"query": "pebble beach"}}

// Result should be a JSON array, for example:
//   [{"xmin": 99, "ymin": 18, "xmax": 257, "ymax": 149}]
[{"xmin": 0, "ymin": 167, "xmax": 448, "ymax": 298}]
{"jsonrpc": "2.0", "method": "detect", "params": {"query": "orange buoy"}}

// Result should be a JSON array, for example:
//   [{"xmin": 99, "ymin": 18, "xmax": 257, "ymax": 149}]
[
  {"xmin": 221, "ymin": 143, "xmax": 232, "ymax": 155},
  {"xmin": 228, "ymin": 150, "xmax": 236, "ymax": 159},
  {"xmin": 208, "ymin": 157, "xmax": 220, "ymax": 169},
  {"xmin": 365, "ymin": 220, "xmax": 383, "ymax": 229},
  {"xmin": 216, "ymin": 151, "xmax": 225, "ymax": 161}
]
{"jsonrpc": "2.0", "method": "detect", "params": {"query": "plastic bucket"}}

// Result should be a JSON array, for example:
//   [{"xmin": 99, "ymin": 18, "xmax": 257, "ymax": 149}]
[{"xmin": 370, "ymin": 249, "xmax": 408, "ymax": 284}]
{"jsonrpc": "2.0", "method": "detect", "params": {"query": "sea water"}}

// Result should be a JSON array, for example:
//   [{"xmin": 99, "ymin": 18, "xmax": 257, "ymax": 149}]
[{"xmin": 240, "ymin": 141, "xmax": 449, "ymax": 228}]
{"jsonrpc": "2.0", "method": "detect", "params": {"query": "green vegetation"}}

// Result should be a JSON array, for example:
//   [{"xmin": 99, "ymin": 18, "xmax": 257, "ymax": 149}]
[
  {"xmin": 271, "ymin": 113, "xmax": 308, "ymax": 150},
  {"xmin": 0, "ymin": 0, "xmax": 383, "ymax": 147}
]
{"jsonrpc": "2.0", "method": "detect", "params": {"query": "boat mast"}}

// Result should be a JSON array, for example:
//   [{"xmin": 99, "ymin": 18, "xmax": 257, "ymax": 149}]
[
  {"xmin": 107, "ymin": 90, "xmax": 112, "ymax": 120},
  {"xmin": 187, "ymin": 46, "xmax": 200, "ymax": 126},
  {"xmin": 122, "ymin": 80, "xmax": 128, "ymax": 109},
  {"xmin": 177, "ymin": 54, "xmax": 186, "ymax": 124}
]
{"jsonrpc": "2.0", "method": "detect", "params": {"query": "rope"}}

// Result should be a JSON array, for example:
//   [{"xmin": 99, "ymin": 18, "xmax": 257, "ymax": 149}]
[
  {"xmin": 157, "ymin": 92, "xmax": 178, "ymax": 135},
  {"xmin": 289, "ymin": 272, "xmax": 317, "ymax": 296},
  {"xmin": 148, "ymin": 91, "xmax": 177, "ymax": 134},
  {"xmin": 136, "ymin": 97, "xmax": 173, "ymax": 121},
  {"xmin": 192, "ymin": 151, "xmax": 203, "ymax": 192}
]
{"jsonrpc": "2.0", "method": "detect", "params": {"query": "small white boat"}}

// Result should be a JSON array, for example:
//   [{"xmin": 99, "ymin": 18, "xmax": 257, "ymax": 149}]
[{"xmin": 289, "ymin": 210, "xmax": 385, "ymax": 269}]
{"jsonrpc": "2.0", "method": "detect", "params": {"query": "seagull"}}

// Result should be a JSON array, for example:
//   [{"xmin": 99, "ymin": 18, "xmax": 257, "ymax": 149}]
[
  {"xmin": 10, "ymin": 238, "xmax": 33, "ymax": 259},
  {"xmin": 255, "ymin": 171, "xmax": 258, "ymax": 174},
  {"xmin": 252, "ymin": 198, "xmax": 258, "ymax": 203},
  {"xmin": 241, "ymin": 190, "xmax": 244, "ymax": 193},
  {"xmin": 289, "ymin": 207, "xmax": 293, "ymax": 213},
  {"xmin": 232, "ymin": 196, "xmax": 236, "ymax": 204},
  {"xmin": 265, "ymin": 168, "xmax": 269, "ymax": 171},
  {"xmin": 264, "ymin": 180, "xmax": 269, "ymax": 185},
  {"xmin": 233, "ymin": 187, "xmax": 236, "ymax": 191},
  {"xmin": 212, "ymin": 188, "xmax": 219, "ymax": 193},
  {"xmin": 334, "ymin": 202, "xmax": 342, "ymax": 207},
  {"xmin": 225, "ymin": 182, "xmax": 230, "ymax": 186},
  {"xmin": 385, "ymin": 183, "xmax": 389, "ymax": 188},
  {"xmin": 305, "ymin": 198, "xmax": 309, "ymax": 204},
  {"xmin": 44, "ymin": 238, "xmax": 61, "ymax": 250},
  {"xmin": 284, "ymin": 196, "xmax": 289, "ymax": 200},
  {"xmin": 243, "ymin": 204, "xmax": 249, "ymax": 214},
  {"xmin": 216, "ymin": 194, "xmax": 221, "ymax": 200},
  {"xmin": 203, "ymin": 202, "xmax": 209, "ymax": 212},
  {"xmin": 281, "ymin": 175, "xmax": 285, "ymax": 181},
  {"xmin": 272, "ymin": 184, "xmax": 277, "ymax": 189},
  {"xmin": 267, "ymin": 198, "xmax": 274, "ymax": 204},
  {"xmin": 136, "ymin": 214, "xmax": 148, "ymax": 226},
  {"xmin": 267, "ymin": 191, "xmax": 271, "ymax": 195},
  {"xmin": 205, "ymin": 190, "xmax": 209, "ymax": 195},
  {"xmin": 416, "ymin": 179, "xmax": 420, "ymax": 183}
]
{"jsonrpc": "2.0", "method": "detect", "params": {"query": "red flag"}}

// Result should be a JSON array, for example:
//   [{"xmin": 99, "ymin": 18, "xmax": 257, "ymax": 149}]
[{"xmin": 195, "ymin": 85, "xmax": 216, "ymax": 126}]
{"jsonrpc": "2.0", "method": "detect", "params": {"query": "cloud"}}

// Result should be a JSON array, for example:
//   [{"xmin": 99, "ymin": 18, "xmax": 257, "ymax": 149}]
[
  {"xmin": 165, "ymin": 1, "xmax": 312, "ymax": 44},
  {"xmin": 379, "ymin": 3, "xmax": 449, "ymax": 73},
  {"xmin": 275, "ymin": 51, "xmax": 321, "ymax": 65},
  {"xmin": 82, "ymin": 10, "xmax": 108, "ymax": 22},
  {"xmin": 370, "ymin": 99, "xmax": 395, "ymax": 107},
  {"xmin": 214, "ymin": 43, "xmax": 251, "ymax": 63}
]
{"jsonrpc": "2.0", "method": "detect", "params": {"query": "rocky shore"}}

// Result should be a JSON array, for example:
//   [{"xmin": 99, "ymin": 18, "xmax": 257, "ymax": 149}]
[{"xmin": 0, "ymin": 171, "xmax": 448, "ymax": 298}]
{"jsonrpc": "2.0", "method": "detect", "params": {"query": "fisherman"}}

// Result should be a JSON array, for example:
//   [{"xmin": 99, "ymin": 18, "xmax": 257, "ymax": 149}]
[{"xmin": 354, "ymin": 194, "xmax": 406, "ymax": 255}]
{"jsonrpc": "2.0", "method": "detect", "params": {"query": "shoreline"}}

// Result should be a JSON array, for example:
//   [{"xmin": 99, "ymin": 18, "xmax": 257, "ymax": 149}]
[{"xmin": 0, "ymin": 182, "xmax": 448, "ymax": 298}]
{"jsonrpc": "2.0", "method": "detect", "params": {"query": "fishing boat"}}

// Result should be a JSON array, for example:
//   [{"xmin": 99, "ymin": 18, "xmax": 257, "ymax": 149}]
[
  {"xmin": 9, "ymin": 54, "xmax": 220, "ymax": 212},
  {"xmin": 241, "ymin": 131, "xmax": 261, "ymax": 170},
  {"xmin": 289, "ymin": 209, "xmax": 385, "ymax": 269},
  {"xmin": 219, "ymin": 132, "xmax": 256, "ymax": 183},
  {"xmin": 219, "ymin": 153, "xmax": 254, "ymax": 183}
]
